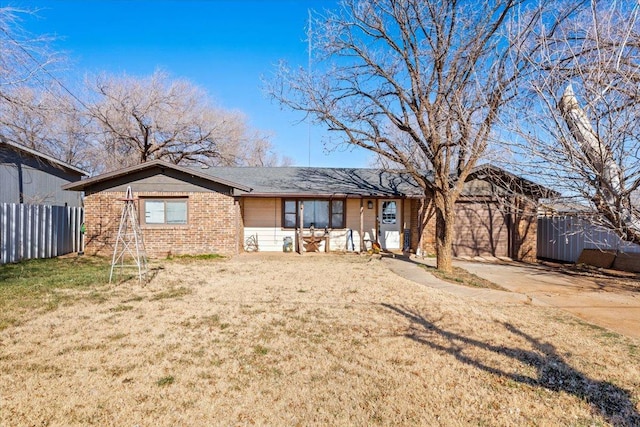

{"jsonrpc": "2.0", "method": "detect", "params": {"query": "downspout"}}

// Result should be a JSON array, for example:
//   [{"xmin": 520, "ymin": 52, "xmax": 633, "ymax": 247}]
[
  {"xmin": 17, "ymin": 160, "xmax": 24, "ymax": 204},
  {"xmin": 235, "ymin": 197, "xmax": 240, "ymax": 255}
]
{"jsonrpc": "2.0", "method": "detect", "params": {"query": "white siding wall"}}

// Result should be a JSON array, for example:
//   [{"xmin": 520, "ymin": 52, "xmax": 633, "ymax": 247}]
[
  {"xmin": 242, "ymin": 197, "xmax": 380, "ymax": 252},
  {"xmin": 244, "ymin": 227, "xmax": 296, "ymax": 252},
  {"xmin": 345, "ymin": 198, "xmax": 377, "ymax": 252},
  {"xmin": 243, "ymin": 198, "xmax": 288, "ymax": 251}
]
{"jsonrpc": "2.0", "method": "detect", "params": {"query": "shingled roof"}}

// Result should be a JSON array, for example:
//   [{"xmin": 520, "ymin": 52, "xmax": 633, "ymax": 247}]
[
  {"xmin": 62, "ymin": 160, "xmax": 555, "ymax": 200},
  {"xmin": 202, "ymin": 166, "xmax": 423, "ymax": 197}
]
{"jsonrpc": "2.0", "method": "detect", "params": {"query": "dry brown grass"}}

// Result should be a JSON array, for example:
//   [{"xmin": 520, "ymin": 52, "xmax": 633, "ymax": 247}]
[
  {"xmin": 1, "ymin": 253, "xmax": 639, "ymax": 426},
  {"xmin": 426, "ymin": 265, "xmax": 508, "ymax": 290}
]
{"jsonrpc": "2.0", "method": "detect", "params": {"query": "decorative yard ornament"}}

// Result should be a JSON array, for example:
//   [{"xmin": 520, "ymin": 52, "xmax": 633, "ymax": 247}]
[{"xmin": 109, "ymin": 186, "xmax": 148, "ymax": 283}]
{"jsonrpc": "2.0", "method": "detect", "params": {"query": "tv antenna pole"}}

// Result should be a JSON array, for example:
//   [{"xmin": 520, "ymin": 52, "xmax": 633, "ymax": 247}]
[{"xmin": 307, "ymin": 9, "xmax": 312, "ymax": 167}]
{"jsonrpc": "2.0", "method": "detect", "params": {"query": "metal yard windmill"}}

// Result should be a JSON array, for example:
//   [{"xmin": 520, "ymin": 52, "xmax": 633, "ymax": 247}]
[{"xmin": 109, "ymin": 186, "xmax": 148, "ymax": 283}]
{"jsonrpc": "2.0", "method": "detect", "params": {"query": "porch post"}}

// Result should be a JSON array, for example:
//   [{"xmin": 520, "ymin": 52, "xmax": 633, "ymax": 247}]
[
  {"xmin": 375, "ymin": 199, "xmax": 380, "ymax": 243},
  {"xmin": 297, "ymin": 202, "xmax": 304, "ymax": 254},
  {"xmin": 359, "ymin": 198, "xmax": 364, "ymax": 253}
]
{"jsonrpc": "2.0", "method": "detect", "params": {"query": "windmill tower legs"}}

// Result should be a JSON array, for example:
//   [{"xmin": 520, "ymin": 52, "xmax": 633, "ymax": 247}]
[{"xmin": 110, "ymin": 186, "xmax": 148, "ymax": 283}]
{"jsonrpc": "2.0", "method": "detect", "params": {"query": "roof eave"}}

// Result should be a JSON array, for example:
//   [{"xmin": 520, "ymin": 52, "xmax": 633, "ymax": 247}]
[
  {"xmin": 62, "ymin": 160, "xmax": 251, "ymax": 192},
  {"xmin": 1, "ymin": 136, "xmax": 89, "ymax": 176},
  {"xmin": 237, "ymin": 192, "xmax": 422, "ymax": 198}
]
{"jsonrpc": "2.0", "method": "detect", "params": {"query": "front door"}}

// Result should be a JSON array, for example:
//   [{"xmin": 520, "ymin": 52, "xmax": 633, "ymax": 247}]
[{"xmin": 379, "ymin": 200, "xmax": 401, "ymax": 250}]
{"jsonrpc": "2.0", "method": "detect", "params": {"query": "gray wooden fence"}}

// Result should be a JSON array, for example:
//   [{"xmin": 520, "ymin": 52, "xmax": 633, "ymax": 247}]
[
  {"xmin": 537, "ymin": 216, "xmax": 640, "ymax": 262},
  {"xmin": 0, "ymin": 203, "xmax": 83, "ymax": 264}
]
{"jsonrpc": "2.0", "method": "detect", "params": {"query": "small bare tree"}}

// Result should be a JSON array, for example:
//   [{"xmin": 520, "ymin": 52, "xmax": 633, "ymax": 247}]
[
  {"xmin": 0, "ymin": 85, "xmax": 95, "ymax": 170},
  {"xmin": 268, "ymin": 0, "xmax": 573, "ymax": 271},
  {"xmin": 87, "ymin": 71, "xmax": 276, "ymax": 171},
  {"xmin": 0, "ymin": 8, "xmax": 58, "ymax": 88},
  {"xmin": 511, "ymin": 1, "xmax": 640, "ymax": 245},
  {"xmin": 0, "ymin": 8, "xmax": 95, "ymax": 170}
]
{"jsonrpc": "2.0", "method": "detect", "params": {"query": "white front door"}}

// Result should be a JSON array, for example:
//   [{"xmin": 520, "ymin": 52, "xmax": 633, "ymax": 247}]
[{"xmin": 379, "ymin": 200, "xmax": 401, "ymax": 250}]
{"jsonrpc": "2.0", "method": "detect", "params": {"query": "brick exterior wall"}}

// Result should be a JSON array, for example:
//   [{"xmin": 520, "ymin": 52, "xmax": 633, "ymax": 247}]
[
  {"xmin": 409, "ymin": 199, "xmax": 420, "ymax": 253},
  {"xmin": 415, "ymin": 196, "xmax": 538, "ymax": 262},
  {"xmin": 410, "ymin": 198, "xmax": 437, "ymax": 256},
  {"xmin": 420, "ymin": 209, "xmax": 437, "ymax": 256},
  {"xmin": 83, "ymin": 190, "xmax": 240, "ymax": 258},
  {"xmin": 512, "ymin": 196, "xmax": 538, "ymax": 262}
]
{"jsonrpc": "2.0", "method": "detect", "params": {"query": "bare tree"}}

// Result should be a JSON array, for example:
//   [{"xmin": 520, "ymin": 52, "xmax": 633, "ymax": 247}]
[
  {"xmin": 87, "ymin": 71, "xmax": 276, "ymax": 171},
  {"xmin": 0, "ymin": 8, "xmax": 95, "ymax": 171},
  {"xmin": 268, "ymin": 0, "xmax": 572, "ymax": 271},
  {"xmin": 2, "ymin": 9, "xmax": 286, "ymax": 173},
  {"xmin": 237, "ymin": 132, "xmax": 294, "ymax": 167},
  {"xmin": 511, "ymin": 1, "xmax": 640, "ymax": 245},
  {"xmin": 0, "ymin": 7, "xmax": 61, "ymax": 100},
  {"xmin": 0, "ymin": 85, "xmax": 96, "ymax": 170}
]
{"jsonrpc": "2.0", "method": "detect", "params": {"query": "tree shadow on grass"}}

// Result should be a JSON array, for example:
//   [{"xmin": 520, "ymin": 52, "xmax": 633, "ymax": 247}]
[{"xmin": 382, "ymin": 303, "xmax": 640, "ymax": 426}]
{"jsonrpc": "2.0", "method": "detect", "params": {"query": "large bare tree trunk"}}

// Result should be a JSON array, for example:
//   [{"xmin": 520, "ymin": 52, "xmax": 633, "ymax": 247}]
[{"xmin": 434, "ymin": 192, "xmax": 455, "ymax": 272}]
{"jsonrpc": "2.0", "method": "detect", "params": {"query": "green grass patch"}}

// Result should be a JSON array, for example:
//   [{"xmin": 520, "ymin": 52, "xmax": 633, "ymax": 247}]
[
  {"xmin": 0, "ymin": 256, "xmax": 112, "ymax": 330},
  {"xmin": 166, "ymin": 253, "xmax": 224, "ymax": 261},
  {"xmin": 150, "ymin": 286, "xmax": 192, "ymax": 301},
  {"xmin": 421, "ymin": 265, "xmax": 507, "ymax": 291},
  {"xmin": 253, "ymin": 345, "xmax": 269, "ymax": 355},
  {"xmin": 110, "ymin": 304, "xmax": 134, "ymax": 312},
  {"xmin": 156, "ymin": 375, "xmax": 175, "ymax": 386}
]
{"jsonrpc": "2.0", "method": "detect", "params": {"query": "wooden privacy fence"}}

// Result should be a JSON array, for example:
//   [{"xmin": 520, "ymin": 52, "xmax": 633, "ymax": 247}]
[
  {"xmin": 0, "ymin": 203, "xmax": 83, "ymax": 264},
  {"xmin": 537, "ymin": 216, "xmax": 640, "ymax": 263}
]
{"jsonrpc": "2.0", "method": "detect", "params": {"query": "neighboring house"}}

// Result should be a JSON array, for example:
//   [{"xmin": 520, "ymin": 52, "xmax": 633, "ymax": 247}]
[
  {"xmin": 0, "ymin": 137, "xmax": 87, "ymax": 206},
  {"xmin": 62, "ymin": 160, "xmax": 552, "ymax": 261}
]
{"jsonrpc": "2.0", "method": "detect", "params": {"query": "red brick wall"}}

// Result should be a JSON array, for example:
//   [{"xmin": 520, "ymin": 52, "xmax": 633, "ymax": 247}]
[
  {"xmin": 410, "ymin": 198, "xmax": 437, "ymax": 255},
  {"xmin": 83, "ymin": 191, "xmax": 240, "ymax": 258},
  {"xmin": 512, "ymin": 197, "xmax": 538, "ymax": 262},
  {"xmin": 416, "ymin": 196, "xmax": 538, "ymax": 262},
  {"xmin": 421, "ymin": 213, "xmax": 437, "ymax": 256},
  {"xmin": 410, "ymin": 199, "xmax": 420, "ymax": 252}
]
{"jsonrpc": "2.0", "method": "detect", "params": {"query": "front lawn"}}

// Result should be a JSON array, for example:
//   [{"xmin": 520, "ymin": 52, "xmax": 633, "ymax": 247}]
[
  {"xmin": 1, "ymin": 254, "xmax": 638, "ymax": 425},
  {"xmin": 0, "ymin": 256, "xmax": 112, "ymax": 330}
]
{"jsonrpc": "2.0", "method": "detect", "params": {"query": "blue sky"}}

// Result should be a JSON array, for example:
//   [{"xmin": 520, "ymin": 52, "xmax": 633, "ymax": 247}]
[{"xmin": 11, "ymin": 0, "xmax": 372, "ymax": 167}]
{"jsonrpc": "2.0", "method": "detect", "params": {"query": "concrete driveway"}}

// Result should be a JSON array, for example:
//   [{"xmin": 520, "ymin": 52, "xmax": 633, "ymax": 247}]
[{"xmin": 383, "ymin": 256, "xmax": 640, "ymax": 340}]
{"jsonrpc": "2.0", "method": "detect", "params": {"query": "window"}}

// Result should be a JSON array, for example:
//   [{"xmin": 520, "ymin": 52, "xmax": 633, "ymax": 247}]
[
  {"xmin": 303, "ymin": 200, "xmax": 329, "ymax": 228},
  {"xmin": 282, "ymin": 199, "xmax": 345, "ymax": 229},
  {"xmin": 331, "ymin": 200, "xmax": 344, "ymax": 228},
  {"xmin": 381, "ymin": 201, "xmax": 397, "ymax": 224},
  {"xmin": 143, "ymin": 198, "xmax": 187, "ymax": 225},
  {"xmin": 283, "ymin": 200, "xmax": 297, "ymax": 228}
]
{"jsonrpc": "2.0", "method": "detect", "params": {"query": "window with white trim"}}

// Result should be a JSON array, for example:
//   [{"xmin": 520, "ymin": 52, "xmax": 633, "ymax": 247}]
[{"xmin": 143, "ymin": 198, "xmax": 188, "ymax": 225}]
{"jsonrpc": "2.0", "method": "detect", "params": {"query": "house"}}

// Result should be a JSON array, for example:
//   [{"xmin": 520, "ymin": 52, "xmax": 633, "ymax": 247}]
[
  {"xmin": 1, "ymin": 137, "xmax": 87, "ymax": 206},
  {"xmin": 62, "ymin": 160, "xmax": 553, "ymax": 261}
]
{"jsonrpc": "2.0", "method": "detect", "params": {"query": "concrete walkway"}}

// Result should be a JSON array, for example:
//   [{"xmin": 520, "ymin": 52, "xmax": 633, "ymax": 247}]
[
  {"xmin": 382, "ymin": 255, "xmax": 640, "ymax": 340},
  {"xmin": 381, "ymin": 256, "xmax": 529, "ymax": 305}
]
